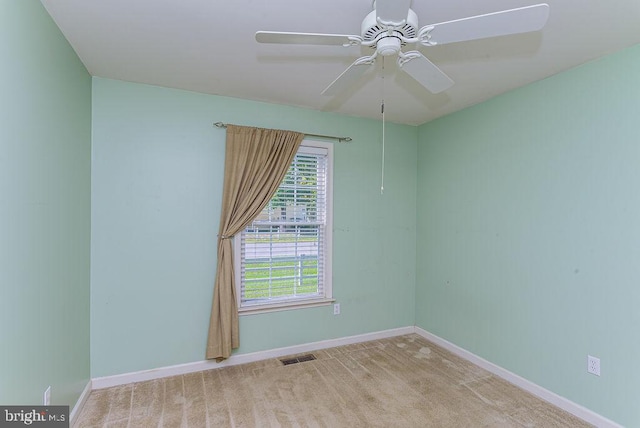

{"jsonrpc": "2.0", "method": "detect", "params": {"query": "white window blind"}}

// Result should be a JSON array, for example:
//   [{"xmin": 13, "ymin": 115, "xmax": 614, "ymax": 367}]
[{"xmin": 237, "ymin": 143, "xmax": 332, "ymax": 311}]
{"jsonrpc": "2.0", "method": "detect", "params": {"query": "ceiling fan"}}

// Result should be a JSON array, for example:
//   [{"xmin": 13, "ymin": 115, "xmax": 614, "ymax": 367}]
[{"xmin": 256, "ymin": 0, "xmax": 549, "ymax": 95}]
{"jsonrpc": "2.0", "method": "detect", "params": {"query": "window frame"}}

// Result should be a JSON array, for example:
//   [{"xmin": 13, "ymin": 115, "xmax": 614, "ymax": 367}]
[{"xmin": 234, "ymin": 139, "xmax": 334, "ymax": 315}]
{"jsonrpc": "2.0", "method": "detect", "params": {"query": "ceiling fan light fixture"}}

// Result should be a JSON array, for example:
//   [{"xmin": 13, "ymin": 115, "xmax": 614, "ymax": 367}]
[{"xmin": 376, "ymin": 36, "xmax": 401, "ymax": 56}]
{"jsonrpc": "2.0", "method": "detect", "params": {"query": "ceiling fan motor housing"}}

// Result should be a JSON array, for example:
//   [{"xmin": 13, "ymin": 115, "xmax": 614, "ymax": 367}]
[{"xmin": 361, "ymin": 8, "xmax": 418, "ymax": 49}]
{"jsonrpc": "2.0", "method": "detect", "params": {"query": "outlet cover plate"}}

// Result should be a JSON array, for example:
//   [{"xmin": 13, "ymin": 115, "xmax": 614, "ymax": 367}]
[
  {"xmin": 587, "ymin": 355, "xmax": 601, "ymax": 376},
  {"xmin": 333, "ymin": 303, "xmax": 340, "ymax": 315}
]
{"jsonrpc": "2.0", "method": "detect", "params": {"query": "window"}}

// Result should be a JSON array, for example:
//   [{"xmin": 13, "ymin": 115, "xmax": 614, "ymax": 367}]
[{"xmin": 235, "ymin": 140, "xmax": 333, "ymax": 313}]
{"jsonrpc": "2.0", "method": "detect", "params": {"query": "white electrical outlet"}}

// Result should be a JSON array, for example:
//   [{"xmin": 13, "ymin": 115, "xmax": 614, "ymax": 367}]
[
  {"xmin": 333, "ymin": 303, "xmax": 340, "ymax": 315},
  {"xmin": 587, "ymin": 355, "xmax": 601, "ymax": 376},
  {"xmin": 43, "ymin": 386, "xmax": 51, "ymax": 405}
]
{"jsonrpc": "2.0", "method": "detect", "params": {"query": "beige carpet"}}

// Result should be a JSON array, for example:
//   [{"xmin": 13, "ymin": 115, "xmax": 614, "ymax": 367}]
[{"xmin": 74, "ymin": 334, "xmax": 592, "ymax": 427}]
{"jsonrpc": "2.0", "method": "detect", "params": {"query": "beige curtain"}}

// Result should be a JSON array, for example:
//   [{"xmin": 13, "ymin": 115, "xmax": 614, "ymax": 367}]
[{"xmin": 206, "ymin": 125, "xmax": 304, "ymax": 361}]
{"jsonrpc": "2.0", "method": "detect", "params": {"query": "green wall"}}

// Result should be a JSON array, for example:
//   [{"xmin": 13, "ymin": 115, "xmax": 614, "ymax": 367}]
[
  {"xmin": 0, "ymin": 1, "xmax": 91, "ymax": 406},
  {"xmin": 90, "ymin": 77, "xmax": 417, "ymax": 378},
  {"xmin": 416, "ymin": 44, "xmax": 640, "ymax": 426}
]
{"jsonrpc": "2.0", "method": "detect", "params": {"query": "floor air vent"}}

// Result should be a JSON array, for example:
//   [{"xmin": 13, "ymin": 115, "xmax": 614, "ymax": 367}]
[{"xmin": 280, "ymin": 354, "xmax": 316, "ymax": 365}]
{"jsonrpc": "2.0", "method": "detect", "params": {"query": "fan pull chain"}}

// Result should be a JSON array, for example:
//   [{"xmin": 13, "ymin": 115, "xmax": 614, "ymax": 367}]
[
  {"xmin": 381, "ymin": 101, "xmax": 385, "ymax": 195},
  {"xmin": 380, "ymin": 57, "xmax": 386, "ymax": 195}
]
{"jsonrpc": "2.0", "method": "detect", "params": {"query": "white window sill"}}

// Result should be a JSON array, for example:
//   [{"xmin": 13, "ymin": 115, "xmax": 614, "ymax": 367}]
[{"xmin": 238, "ymin": 298, "xmax": 335, "ymax": 316}]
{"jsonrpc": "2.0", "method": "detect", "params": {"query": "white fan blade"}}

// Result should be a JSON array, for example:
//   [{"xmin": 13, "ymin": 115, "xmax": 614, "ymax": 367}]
[
  {"xmin": 399, "ymin": 52, "xmax": 454, "ymax": 94},
  {"xmin": 322, "ymin": 56, "xmax": 375, "ymax": 96},
  {"xmin": 376, "ymin": 0, "xmax": 412, "ymax": 26},
  {"xmin": 256, "ymin": 31, "xmax": 360, "ymax": 46},
  {"xmin": 426, "ymin": 4, "xmax": 549, "ymax": 46}
]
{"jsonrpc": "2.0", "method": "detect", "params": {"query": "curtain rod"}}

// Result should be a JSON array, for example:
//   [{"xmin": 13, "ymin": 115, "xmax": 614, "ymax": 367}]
[{"xmin": 213, "ymin": 122, "xmax": 352, "ymax": 143}]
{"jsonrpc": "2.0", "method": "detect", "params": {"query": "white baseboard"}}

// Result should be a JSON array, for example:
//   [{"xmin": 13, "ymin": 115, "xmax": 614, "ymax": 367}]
[
  {"xmin": 70, "ymin": 380, "xmax": 92, "ymax": 426},
  {"xmin": 414, "ymin": 327, "xmax": 621, "ymax": 428},
  {"xmin": 91, "ymin": 326, "xmax": 414, "ymax": 390}
]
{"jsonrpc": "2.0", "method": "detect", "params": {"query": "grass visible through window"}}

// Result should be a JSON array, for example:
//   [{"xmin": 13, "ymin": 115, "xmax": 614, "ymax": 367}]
[{"xmin": 244, "ymin": 258, "xmax": 319, "ymax": 299}]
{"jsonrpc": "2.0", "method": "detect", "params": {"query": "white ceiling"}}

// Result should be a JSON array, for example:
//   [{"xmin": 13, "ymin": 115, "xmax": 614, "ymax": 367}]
[{"xmin": 41, "ymin": 0, "xmax": 640, "ymax": 126}]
